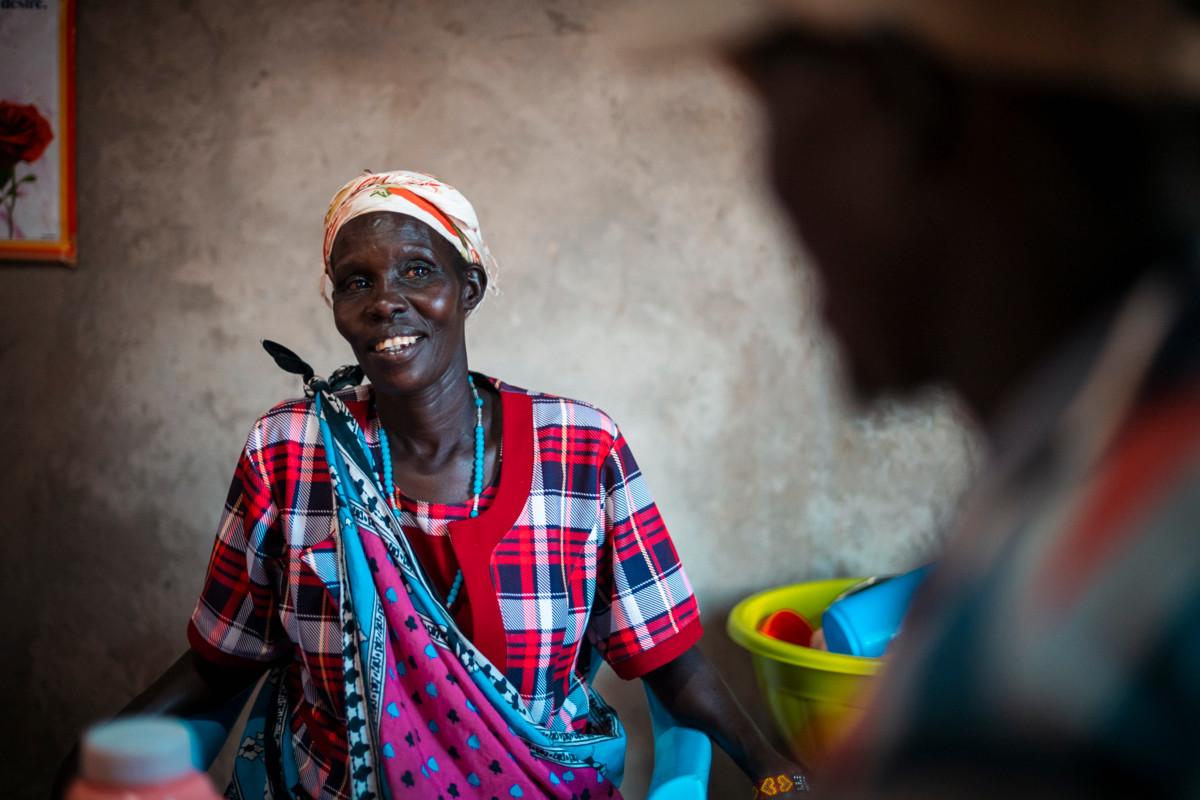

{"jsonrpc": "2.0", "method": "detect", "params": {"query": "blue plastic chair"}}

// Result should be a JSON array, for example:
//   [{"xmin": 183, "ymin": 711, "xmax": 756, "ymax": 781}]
[
  {"xmin": 183, "ymin": 682, "xmax": 710, "ymax": 798},
  {"xmin": 644, "ymin": 684, "xmax": 712, "ymax": 799}
]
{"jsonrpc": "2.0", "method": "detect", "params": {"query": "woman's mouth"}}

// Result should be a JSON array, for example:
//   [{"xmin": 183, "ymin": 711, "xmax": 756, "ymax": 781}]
[{"xmin": 373, "ymin": 334, "xmax": 425, "ymax": 356}]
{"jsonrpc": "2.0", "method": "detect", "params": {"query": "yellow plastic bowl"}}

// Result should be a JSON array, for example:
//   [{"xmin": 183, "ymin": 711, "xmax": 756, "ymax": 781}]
[{"xmin": 727, "ymin": 578, "xmax": 882, "ymax": 764}]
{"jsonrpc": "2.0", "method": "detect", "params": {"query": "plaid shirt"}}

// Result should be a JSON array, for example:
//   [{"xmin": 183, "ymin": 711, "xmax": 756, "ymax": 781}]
[
  {"xmin": 188, "ymin": 377, "xmax": 702, "ymax": 797},
  {"xmin": 392, "ymin": 484, "xmax": 500, "ymax": 606}
]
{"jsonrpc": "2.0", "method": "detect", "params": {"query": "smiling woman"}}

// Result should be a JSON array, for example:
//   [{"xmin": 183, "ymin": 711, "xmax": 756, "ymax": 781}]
[{"xmin": 55, "ymin": 171, "xmax": 806, "ymax": 800}]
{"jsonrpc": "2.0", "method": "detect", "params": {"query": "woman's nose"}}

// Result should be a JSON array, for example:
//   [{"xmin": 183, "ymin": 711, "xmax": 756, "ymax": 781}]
[{"xmin": 368, "ymin": 285, "xmax": 410, "ymax": 319}]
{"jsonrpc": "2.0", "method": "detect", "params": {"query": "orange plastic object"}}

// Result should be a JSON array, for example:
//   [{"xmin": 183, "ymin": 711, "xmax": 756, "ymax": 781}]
[{"xmin": 757, "ymin": 608, "xmax": 814, "ymax": 647}]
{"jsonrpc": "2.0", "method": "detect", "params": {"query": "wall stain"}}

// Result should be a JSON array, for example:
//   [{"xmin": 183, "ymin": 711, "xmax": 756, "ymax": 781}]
[
  {"xmin": 545, "ymin": 8, "xmax": 587, "ymax": 35},
  {"xmin": 176, "ymin": 282, "xmax": 221, "ymax": 314}
]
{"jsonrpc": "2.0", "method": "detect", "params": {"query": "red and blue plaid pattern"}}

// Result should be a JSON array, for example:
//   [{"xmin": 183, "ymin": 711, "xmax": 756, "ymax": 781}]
[{"xmin": 188, "ymin": 377, "xmax": 701, "ymax": 797}]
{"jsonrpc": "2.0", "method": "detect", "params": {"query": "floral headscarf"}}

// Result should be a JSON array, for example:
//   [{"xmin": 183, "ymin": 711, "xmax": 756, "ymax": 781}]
[{"xmin": 322, "ymin": 170, "xmax": 498, "ymax": 298}]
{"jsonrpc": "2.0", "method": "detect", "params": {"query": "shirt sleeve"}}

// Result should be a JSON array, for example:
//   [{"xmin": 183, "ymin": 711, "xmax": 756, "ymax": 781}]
[
  {"xmin": 187, "ymin": 420, "xmax": 290, "ymax": 666},
  {"xmin": 587, "ymin": 428, "xmax": 702, "ymax": 679}
]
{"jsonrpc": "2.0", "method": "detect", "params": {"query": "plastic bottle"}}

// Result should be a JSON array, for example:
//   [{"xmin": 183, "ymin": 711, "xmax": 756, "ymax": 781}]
[{"xmin": 67, "ymin": 717, "xmax": 222, "ymax": 800}]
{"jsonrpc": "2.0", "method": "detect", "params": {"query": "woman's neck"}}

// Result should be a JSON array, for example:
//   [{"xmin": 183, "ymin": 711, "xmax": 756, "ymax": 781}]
[{"xmin": 375, "ymin": 366, "xmax": 476, "ymax": 466}]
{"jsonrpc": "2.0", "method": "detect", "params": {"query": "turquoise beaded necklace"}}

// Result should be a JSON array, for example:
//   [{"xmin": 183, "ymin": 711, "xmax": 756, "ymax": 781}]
[{"xmin": 378, "ymin": 374, "xmax": 484, "ymax": 610}]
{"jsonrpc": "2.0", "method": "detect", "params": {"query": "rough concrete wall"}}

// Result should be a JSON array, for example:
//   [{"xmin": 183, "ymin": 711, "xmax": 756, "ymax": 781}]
[{"xmin": 0, "ymin": 1, "xmax": 980, "ymax": 797}]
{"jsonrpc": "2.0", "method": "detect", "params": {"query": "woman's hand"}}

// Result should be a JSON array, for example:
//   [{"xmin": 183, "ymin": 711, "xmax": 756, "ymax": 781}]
[{"xmin": 643, "ymin": 646, "xmax": 814, "ymax": 795}]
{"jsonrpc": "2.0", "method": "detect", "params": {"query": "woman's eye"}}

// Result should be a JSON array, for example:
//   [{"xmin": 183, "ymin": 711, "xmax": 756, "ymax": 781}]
[
  {"xmin": 337, "ymin": 276, "xmax": 370, "ymax": 293},
  {"xmin": 403, "ymin": 262, "xmax": 433, "ymax": 279}
]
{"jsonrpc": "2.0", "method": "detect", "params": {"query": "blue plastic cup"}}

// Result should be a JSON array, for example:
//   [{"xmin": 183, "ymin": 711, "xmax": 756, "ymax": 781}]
[{"xmin": 821, "ymin": 565, "xmax": 931, "ymax": 657}]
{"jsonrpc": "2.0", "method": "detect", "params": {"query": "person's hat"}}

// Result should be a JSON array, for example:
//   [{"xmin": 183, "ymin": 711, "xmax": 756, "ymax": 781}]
[{"xmin": 618, "ymin": 0, "xmax": 1200, "ymax": 98}]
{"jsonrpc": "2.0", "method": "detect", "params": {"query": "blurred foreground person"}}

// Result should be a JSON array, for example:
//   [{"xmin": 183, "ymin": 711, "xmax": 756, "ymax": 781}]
[{"xmin": 647, "ymin": 0, "xmax": 1200, "ymax": 797}]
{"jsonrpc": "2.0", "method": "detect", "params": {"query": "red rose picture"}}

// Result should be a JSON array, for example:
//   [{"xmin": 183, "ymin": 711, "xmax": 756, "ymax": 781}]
[{"xmin": 1, "ymin": 100, "xmax": 55, "ymax": 239}]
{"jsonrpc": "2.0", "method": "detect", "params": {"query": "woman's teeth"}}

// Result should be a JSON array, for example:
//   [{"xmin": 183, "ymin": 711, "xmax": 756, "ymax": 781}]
[{"xmin": 375, "ymin": 335, "xmax": 421, "ymax": 353}]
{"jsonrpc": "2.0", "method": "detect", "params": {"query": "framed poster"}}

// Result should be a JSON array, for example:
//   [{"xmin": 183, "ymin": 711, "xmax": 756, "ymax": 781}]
[{"xmin": 0, "ymin": 0, "xmax": 76, "ymax": 265}]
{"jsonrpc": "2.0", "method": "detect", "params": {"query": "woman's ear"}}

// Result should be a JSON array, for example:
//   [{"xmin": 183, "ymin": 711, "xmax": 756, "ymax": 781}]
[{"xmin": 462, "ymin": 264, "xmax": 488, "ymax": 314}]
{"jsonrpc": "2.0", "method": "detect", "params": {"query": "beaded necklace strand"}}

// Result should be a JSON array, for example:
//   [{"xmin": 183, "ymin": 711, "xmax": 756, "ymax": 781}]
[{"xmin": 379, "ymin": 374, "xmax": 484, "ymax": 610}]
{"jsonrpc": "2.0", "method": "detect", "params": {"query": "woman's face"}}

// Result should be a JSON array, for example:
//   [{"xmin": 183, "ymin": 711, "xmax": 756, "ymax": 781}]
[{"xmin": 329, "ymin": 212, "xmax": 485, "ymax": 396}]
